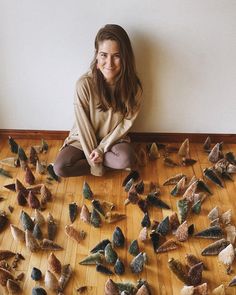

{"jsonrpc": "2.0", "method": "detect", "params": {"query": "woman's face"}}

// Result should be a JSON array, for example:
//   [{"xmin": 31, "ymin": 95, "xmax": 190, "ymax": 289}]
[{"xmin": 96, "ymin": 40, "xmax": 121, "ymax": 85}]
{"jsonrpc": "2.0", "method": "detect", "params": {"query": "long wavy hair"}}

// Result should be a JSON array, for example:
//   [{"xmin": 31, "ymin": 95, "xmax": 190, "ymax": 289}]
[{"xmin": 90, "ymin": 24, "xmax": 142, "ymax": 116}]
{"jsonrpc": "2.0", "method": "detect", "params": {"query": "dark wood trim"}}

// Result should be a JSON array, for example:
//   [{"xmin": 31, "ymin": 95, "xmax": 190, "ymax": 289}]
[
  {"xmin": 129, "ymin": 132, "xmax": 236, "ymax": 143},
  {"xmin": 0, "ymin": 129, "xmax": 236, "ymax": 143},
  {"xmin": 0, "ymin": 129, "xmax": 69, "ymax": 140}
]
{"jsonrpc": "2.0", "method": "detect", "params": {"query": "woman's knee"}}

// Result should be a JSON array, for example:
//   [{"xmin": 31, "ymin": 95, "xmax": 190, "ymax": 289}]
[
  {"xmin": 53, "ymin": 145, "xmax": 84, "ymax": 177},
  {"xmin": 53, "ymin": 161, "xmax": 69, "ymax": 178},
  {"xmin": 104, "ymin": 143, "xmax": 136, "ymax": 169},
  {"xmin": 117, "ymin": 149, "xmax": 136, "ymax": 168}
]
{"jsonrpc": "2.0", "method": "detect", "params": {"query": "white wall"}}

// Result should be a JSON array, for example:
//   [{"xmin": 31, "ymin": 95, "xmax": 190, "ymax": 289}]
[{"xmin": 0, "ymin": 0, "xmax": 236, "ymax": 133}]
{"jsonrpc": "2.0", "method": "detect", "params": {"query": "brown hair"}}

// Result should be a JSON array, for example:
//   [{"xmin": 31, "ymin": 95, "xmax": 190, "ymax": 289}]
[{"xmin": 90, "ymin": 24, "xmax": 142, "ymax": 116}]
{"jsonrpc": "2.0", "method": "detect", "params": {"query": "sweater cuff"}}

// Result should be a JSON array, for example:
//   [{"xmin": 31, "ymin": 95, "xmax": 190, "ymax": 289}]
[
  {"xmin": 94, "ymin": 147, "xmax": 104, "ymax": 156},
  {"xmin": 90, "ymin": 164, "xmax": 105, "ymax": 177}
]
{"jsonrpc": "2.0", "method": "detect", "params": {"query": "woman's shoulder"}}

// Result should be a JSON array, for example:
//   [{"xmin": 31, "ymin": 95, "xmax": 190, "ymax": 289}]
[
  {"xmin": 76, "ymin": 71, "xmax": 93, "ymax": 89},
  {"xmin": 74, "ymin": 72, "xmax": 96, "ymax": 103}
]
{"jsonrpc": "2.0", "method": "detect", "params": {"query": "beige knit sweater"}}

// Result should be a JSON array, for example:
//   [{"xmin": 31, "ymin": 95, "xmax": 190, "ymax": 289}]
[{"xmin": 63, "ymin": 72, "xmax": 142, "ymax": 176}]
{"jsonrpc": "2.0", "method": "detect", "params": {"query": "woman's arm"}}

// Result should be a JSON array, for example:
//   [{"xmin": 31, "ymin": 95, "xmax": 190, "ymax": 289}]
[
  {"xmin": 95, "ymin": 89, "xmax": 142, "ymax": 155},
  {"xmin": 73, "ymin": 78, "xmax": 104, "ymax": 176}
]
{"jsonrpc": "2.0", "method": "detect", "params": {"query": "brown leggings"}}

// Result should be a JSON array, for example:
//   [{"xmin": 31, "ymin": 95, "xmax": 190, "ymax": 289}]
[{"xmin": 53, "ymin": 142, "xmax": 136, "ymax": 177}]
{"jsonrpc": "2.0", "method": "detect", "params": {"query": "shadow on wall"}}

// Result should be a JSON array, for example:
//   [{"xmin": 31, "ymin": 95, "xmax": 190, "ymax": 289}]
[
  {"xmin": 0, "ymin": 101, "xmax": 4, "ymax": 130},
  {"xmin": 132, "ymin": 30, "xmax": 197, "ymax": 132},
  {"xmin": 132, "ymin": 32, "xmax": 161, "ymax": 130},
  {"xmin": 0, "ymin": 30, "xmax": 197, "ymax": 133}
]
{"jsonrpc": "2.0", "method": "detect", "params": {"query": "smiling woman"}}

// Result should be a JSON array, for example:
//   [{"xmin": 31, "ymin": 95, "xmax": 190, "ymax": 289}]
[
  {"xmin": 96, "ymin": 40, "xmax": 121, "ymax": 85},
  {"xmin": 53, "ymin": 24, "xmax": 142, "ymax": 178}
]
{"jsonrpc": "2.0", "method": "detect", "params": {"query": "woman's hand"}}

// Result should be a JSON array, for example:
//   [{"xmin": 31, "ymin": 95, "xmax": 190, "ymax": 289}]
[{"xmin": 89, "ymin": 150, "xmax": 103, "ymax": 164}]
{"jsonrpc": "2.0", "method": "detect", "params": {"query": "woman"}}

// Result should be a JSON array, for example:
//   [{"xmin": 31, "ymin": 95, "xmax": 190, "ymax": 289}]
[{"xmin": 54, "ymin": 24, "xmax": 142, "ymax": 177}]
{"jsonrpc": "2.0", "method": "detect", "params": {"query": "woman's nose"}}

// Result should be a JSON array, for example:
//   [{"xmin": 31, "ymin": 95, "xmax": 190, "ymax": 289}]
[{"xmin": 106, "ymin": 57, "xmax": 113, "ymax": 67}]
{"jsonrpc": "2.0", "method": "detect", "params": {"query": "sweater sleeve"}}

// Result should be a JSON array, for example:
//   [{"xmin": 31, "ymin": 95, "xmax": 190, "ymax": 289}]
[
  {"xmin": 73, "ymin": 78, "xmax": 104, "ymax": 176},
  {"xmin": 96, "ymin": 88, "xmax": 142, "ymax": 154}
]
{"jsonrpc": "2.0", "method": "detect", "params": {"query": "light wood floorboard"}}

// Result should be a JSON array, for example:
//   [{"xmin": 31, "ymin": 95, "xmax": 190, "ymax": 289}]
[{"xmin": 0, "ymin": 139, "xmax": 236, "ymax": 294}]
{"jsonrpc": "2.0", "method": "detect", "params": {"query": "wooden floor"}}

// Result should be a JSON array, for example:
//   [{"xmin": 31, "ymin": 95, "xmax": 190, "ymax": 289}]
[{"xmin": 0, "ymin": 139, "xmax": 236, "ymax": 295}]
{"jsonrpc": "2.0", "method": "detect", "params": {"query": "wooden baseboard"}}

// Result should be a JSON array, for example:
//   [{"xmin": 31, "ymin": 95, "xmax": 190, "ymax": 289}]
[
  {"xmin": 0, "ymin": 129, "xmax": 236, "ymax": 143},
  {"xmin": 129, "ymin": 132, "xmax": 236, "ymax": 143},
  {"xmin": 0, "ymin": 129, "xmax": 68, "ymax": 140}
]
